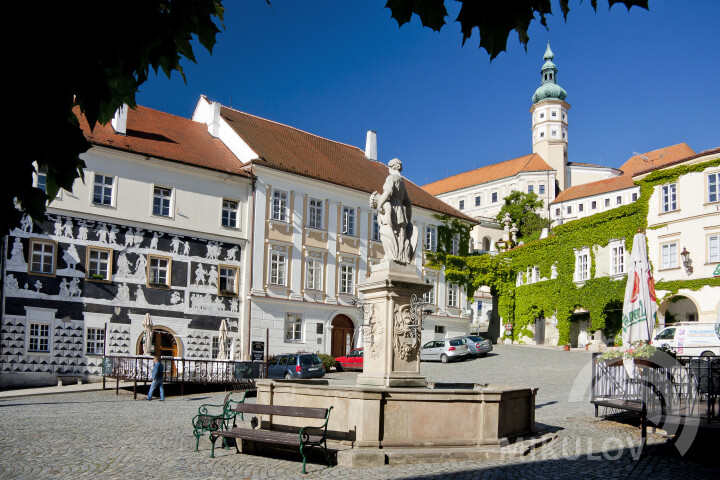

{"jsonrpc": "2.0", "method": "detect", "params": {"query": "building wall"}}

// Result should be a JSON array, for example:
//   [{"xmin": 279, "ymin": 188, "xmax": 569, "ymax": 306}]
[
  {"xmin": 550, "ymin": 186, "xmax": 640, "ymax": 226},
  {"xmin": 2, "ymin": 149, "xmax": 251, "ymax": 387},
  {"xmin": 645, "ymin": 161, "xmax": 720, "ymax": 324},
  {"xmin": 246, "ymin": 165, "xmax": 471, "ymax": 358}
]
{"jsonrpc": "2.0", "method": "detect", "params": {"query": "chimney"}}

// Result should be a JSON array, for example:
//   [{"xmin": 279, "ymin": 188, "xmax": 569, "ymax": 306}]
[
  {"xmin": 365, "ymin": 130, "xmax": 377, "ymax": 161},
  {"xmin": 111, "ymin": 104, "xmax": 128, "ymax": 135},
  {"xmin": 209, "ymin": 101, "xmax": 221, "ymax": 138}
]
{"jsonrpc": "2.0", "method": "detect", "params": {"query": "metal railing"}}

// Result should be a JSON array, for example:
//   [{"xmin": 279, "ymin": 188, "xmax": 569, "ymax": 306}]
[
  {"xmin": 102, "ymin": 355, "xmax": 266, "ymax": 397},
  {"xmin": 591, "ymin": 353, "xmax": 719, "ymax": 422}
]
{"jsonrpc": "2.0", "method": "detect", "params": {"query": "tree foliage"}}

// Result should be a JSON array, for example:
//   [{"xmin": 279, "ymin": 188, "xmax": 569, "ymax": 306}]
[
  {"xmin": 385, "ymin": 0, "xmax": 649, "ymax": 59},
  {"xmin": 4, "ymin": 1, "xmax": 225, "ymax": 236},
  {"xmin": 495, "ymin": 191, "xmax": 547, "ymax": 239},
  {"xmin": 426, "ymin": 215, "xmax": 514, "ymax": 301}
]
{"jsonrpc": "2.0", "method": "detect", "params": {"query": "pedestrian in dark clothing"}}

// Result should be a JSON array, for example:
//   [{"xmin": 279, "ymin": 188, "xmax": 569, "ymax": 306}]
[{"xmin": 147, "ymin": 353, "xmax": 165, "ymax": 401}]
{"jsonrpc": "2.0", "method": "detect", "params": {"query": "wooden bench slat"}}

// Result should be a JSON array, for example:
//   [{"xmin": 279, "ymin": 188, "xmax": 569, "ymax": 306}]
[
  {"xmin": 214, "ymin": 427, "xmax": 323, "ymax": 446},
  {"xmin": 233, "ymin": 403, "xmax": 328, "ymax": 419}
]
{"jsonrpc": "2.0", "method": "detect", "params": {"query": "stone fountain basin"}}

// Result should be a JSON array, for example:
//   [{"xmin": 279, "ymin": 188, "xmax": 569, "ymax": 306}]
[{"xmin": 255, "ymin": 378, "xmax": 538, "ymax": 461}]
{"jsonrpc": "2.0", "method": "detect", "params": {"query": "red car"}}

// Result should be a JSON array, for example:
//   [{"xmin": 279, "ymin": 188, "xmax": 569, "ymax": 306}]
[{"xmin": 334, "ymin": 348, "xmax": 364, "ymax": 371}]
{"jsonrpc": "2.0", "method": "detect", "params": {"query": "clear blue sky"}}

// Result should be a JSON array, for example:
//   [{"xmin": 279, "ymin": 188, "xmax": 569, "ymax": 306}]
[{"xmin": 136, "ymin": 0, "xmax": 719, "ymax": 187}]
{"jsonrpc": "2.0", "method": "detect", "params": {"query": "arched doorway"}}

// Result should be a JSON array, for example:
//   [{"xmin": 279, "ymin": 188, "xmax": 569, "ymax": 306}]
[
  {"xmin": 482, "ymin": 237, "xmax": 491, "ymax": 252},
  {"xmin": 136, "ymin": 326, "xmax": 180, "ymax": 357},
  {"xmin": 331, "ymin": 315, "xmax": 354, "ymax": 358},
  {"xmin": 659, "ymin": 295, "xmax": 699, "ymax": 325}
]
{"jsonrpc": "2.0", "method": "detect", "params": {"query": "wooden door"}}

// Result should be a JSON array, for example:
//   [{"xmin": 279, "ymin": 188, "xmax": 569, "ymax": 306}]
[{"xmin": 331, "ymin": 315, "xmax": 354, "ymax": 358}]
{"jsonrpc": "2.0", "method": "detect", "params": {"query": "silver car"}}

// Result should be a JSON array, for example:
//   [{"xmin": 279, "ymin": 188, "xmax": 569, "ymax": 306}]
[
  {"xmin": 454, "ymin": 335, "xmax": 493, "ymax": 357},
  {"xmin": 420, "ymin": 339, "xmax": 469, "ymax": 363}
]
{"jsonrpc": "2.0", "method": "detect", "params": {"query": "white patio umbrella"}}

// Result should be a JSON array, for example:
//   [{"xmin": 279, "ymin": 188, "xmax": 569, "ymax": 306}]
[
  {"xmin": 217, "ymin": 318, "xmax": 228, "ymax": 360},
  {"xmin": 142, "ymin": 313, "xmax": 154, "ymax": 356},
  {"xmin": 621, "ymin": 232, "xmax": 658, "ymax": 376}
]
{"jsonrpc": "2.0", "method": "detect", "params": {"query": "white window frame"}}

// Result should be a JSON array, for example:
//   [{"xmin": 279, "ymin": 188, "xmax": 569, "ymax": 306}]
[
  {"xmin": 423, "ymin": 274, "xmax": 436, "ymax": 304},
  {"xmin": 708, "ymin": 234, "xmax": 719, "ymax": 264},
  {"xmin": 269, "ymin": 250, "xmax": 287, "ymax": 286},
  {"xmin": 221, "ymin": 199, "xmax": 239, "ymax": 228},
  {"xmin": 272, "ymin": 190, "xmax": 288, "ymax": 222},
  {"xmin": 24, "ymin": 307, "xmax": 56, "ymax": 355},
  {"xmin": 475, "ymin": 195, "xmax": 481, "ymax": 207},
  {"xmin": 212, "ymin": 336, "xmax": 232, "ymax": 359},
  {"xmin": 86, "ymin": 327, "xmax": 105, "ymax": 355},
  {"xmin": 371, "ymin": 213, "xmax": 380, "ymax": 242},
  {"xmin": 491, "ymin": 192, "xmax": 498, "ymax": 203},
  {"xmin": 708, "ymin": 172, "xmax": 719, "ymax": 203},
  {"xmin": 661, "ymin": 242, "xmax": 678, "ymax": 270},
  {"xmin": 341, "ymin": 206, "xmax": 356, "ymax": 236},
  {"xmin": 425, "ymin": 226, "xmax": 438, "ymax": 252},
  {"xmin": 616, "ymin": 195, "xmax": 622, "ymax": 206},
  {"xmin": 305, "ymin": 255, "xmax": 323, "ymax": 291},
  {"xmin": 451, "ymin": 234, "xmax": 460, "ymax": 255},
  {"xmin": 87, "ymin": 246, "xmax": 113, "ymax": 282},
  {"xmin": 339, "ymin": 262, "xmax": 355, "ymax": 295},
  {"xmin": 152, "ymin": 185, "xmax": 173, "ymax": 217},
  {"xmin": 528, "ymin": 185, "xmax": 534, "ymax": 194},
  {"xmin": 539, "ymin": 184, "xmax": 545, "ymax": 195},
  {"xmin": 284, "ymin": 313, "xmax": 303, "ymax": 342},
  {"xmin": 28, "ymin": 322, "xmax": 51, "ymax": 353},
  {"xmin": 591, "ymin": 201, "xmax": 597, "ymax": 210},
  {"xmin": 574, "ymin": 248, "xmax": 590, "ymax": 282},
  {"xmin": 29, "ymin": 239, "xmax": 56, "ymax": 276},
  {"xmin": 218, "ymin": 265, "xmax": 239, "ymax": 296},
  {"xmin": 147, "ymin": 254, "xmax": 171, "ymax": 287},
  {"xmin": 610, "ymin": 241, "xmax": 625, "ymax": 276},
  {"xmin": 458, "ymin": 200, "xmax": 464, "ymax": 210},
  {"xmin": 604, "ymin": 198, "xmax": 610, "ymax": 207},
  {"xmin": 661, "ymin": 183, "xmax": 677, "ymax": 213},
  {"xmin": 308, "ymin": 198, "xmax": 324, "ymax": 229},
  {"xmin": 92, "ymin": 173, "xmax": 115, "ymax": 206},
  {"xmin": 447, "ymin": 283, "xmax": 459, "ymax": 308}
]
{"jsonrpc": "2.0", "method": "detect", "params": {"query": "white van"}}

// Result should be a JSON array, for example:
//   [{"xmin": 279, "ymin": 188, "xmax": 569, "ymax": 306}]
[{"xmin": 651, "ymin": 323, "xmax": 720, "ymax": 357}]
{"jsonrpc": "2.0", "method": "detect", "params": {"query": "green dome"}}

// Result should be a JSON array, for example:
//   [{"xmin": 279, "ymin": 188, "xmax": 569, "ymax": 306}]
[
  {"xmin": 532, "ymin": 82, "xmax": 567, "ymax": 103},
  {"xmin": 532, "ymin": 41, "xmax": 567, "ymax": 104}
]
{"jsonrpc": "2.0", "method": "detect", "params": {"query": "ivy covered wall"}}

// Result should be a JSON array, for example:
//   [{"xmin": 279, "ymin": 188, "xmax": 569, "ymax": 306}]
[{"xmin": 498, "ymin": 158, "xmax": 720, "ymax": 345}]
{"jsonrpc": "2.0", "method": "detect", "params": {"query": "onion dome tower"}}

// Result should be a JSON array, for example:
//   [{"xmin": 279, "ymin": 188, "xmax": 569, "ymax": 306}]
[{"xmin": 530, "ymin": 41, "xmax": 570, "ymax": 191}]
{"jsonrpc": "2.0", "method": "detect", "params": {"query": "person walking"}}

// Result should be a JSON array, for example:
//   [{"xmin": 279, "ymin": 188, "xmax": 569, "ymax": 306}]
[{"xmin": 147, "ymin": 353, "xmax": 165, "ymax": 401}]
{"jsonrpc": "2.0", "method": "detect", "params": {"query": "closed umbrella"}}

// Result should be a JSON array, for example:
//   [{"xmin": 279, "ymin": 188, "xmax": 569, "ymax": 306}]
[
  {"xmin": 621, "ymin": 232, "xmax": 658, "ymax": 376},
  {"xmin": 142, "ymin": 313, "xmax": 153, "ymax": 356},
  {"xmin": 217, "ymin": 318, "xmax": 228, "ymax": 360}
]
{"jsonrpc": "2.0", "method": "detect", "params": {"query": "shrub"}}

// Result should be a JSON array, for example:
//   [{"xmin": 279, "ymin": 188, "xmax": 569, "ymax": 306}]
[{"xmin": 316, "ymin": 353, "xmax": 337, "ymax": 371}]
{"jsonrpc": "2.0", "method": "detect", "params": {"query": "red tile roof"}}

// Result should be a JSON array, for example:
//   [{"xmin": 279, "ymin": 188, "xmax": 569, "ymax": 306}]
[
  {"xmin": 421, "ymin": 154, "xmax": 553, "ymax": 196},
  {"xmin": 551, "ymin": 175, "xmax": 635, "ymax": 204},
  {"xmin": 77, "ymin": 106, "xmax": 250, "ymax": 177},
  {"xmin": 619, "ymin": 143, "xmax": 695, "ymax": 175},
  {"xmin": 219, "ymin": 106, "xmax": 476, "ymax": 223},
  {"xmin": 552, "ymin": 144, "xmax": 716, "ymax": 204}
]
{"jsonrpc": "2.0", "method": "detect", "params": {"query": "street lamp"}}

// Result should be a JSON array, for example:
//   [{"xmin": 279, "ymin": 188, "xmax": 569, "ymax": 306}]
[{"xmin": 680, "ymin": 246, "xmax": 693, "ymax": 273}]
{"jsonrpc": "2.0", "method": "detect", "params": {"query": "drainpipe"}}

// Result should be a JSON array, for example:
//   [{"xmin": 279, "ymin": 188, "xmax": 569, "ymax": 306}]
[{"xmin": 242, "ymin": 169, "xmax": 257, "ymax": 361}]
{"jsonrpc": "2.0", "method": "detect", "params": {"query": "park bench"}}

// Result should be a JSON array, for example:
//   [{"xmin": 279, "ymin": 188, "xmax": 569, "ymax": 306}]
[
  {"xmin": 192, "ymin": 391, "xmax": 247, "ymax": 451},
  {"xmin": 209, "ymin": 403, "xmax": 333, "ymax": 474}
]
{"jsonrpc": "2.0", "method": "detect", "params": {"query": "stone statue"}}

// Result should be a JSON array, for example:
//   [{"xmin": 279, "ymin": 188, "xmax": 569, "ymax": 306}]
[{"xmin": 369, "ymin": 158, "xmax": 418, "ymax": 265}]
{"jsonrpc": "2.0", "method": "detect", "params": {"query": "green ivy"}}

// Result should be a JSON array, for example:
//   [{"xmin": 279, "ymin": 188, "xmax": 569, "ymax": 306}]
[{"xmin": 496, "ymin": 158, "xmax": 720, "ymax": 344}]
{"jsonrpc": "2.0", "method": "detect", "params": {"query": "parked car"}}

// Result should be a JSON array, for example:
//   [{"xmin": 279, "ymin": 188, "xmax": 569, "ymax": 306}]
[
  {"xmin": 267, "ymin": 353, "xmax": 326, "ymax": 379},
  {"xmin": 454, "ymin": 335, "xmax": 493, "ymax": 357},
  {"xmin": 420, "ymin": 339, "xmax": 469, "ymax": 363},
  {"xmin": 334, "ymin": 348, "xmax": 364, "ymax": 371},
  {"xmin": 651, "ymin": 323, "xmax": 720, "ymax": 357}
]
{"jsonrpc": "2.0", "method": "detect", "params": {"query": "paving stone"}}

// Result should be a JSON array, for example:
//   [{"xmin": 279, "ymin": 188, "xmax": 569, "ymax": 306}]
[{"xmin": 0, "ymin": 345, "xmax": 717, "ymax": 479}]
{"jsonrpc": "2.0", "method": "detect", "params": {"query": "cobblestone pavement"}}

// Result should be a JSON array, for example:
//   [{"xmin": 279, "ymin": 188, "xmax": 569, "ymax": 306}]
[{"xmin": 1, "ymin": 345, "xmax": 718, "ymax": 479}]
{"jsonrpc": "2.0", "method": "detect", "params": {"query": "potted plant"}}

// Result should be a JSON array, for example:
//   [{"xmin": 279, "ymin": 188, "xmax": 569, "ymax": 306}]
[
  {"xmin": 596, "ymin": 348, "xmax": 623, "ymax": 366},
  {"xmin": 563, "ymin": 344, "xmax": 571, "ymax": 351}
]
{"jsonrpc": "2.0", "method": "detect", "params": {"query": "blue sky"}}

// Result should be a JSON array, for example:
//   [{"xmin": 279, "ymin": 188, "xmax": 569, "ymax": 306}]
[{"xmin": 136, "ymin": 0, "xmax": 720, "ymax": 187}]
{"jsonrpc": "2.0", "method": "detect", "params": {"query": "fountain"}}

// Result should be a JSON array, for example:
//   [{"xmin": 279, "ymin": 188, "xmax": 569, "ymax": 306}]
[{"xmin": 255, "ymin": 159, "xmax": 538, "ymax": 465}]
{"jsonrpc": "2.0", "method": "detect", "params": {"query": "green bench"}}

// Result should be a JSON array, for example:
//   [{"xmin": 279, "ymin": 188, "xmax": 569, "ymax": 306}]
[
  {"xmin": 209, "ymin": 403, "xmax": 333, "ymax": 474},
  {"xmin": 191, "ymin": 391, "xmax": 247, "ymax": 451}
]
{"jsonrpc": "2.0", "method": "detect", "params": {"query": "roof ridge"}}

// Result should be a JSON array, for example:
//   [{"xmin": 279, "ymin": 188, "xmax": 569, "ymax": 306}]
[
  {"xmin": 134, "ymin": 104, "xmax": 196, "ymax": 123},
  {"xmin": 220, "ymin": 104, "xmax": 367, "ymax": 156}
]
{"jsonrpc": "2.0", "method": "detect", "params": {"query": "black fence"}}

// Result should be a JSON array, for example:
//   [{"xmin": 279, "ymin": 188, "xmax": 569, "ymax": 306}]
[
  {"xmin": 103, "ymin": 355, "xmax": 266, "ymax": 398},
  {"xmin": 591, "ymin": 353, "xmax": 719, "ymax": 442}
]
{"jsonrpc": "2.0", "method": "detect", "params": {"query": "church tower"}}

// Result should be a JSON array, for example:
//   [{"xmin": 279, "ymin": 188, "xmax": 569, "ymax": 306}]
[{"xmin": 530, "ymin": 42, "xmax": 570, "ymax": 192}]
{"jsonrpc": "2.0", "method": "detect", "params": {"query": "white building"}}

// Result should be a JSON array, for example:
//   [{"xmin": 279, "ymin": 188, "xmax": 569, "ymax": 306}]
[
  {"xmin": 2, "ymin": 105, "xmax": 253, "ymax": 387},
  {"xmin": 640, "ymin": 148, "xmax": 720, "ymax": 327},
  {"xmin": 192, "ymin": 97, "xmax": 477, "ymax": 360}
]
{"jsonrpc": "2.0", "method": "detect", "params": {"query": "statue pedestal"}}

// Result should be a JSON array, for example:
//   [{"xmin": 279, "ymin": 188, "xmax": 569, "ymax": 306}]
[{"xmin": 355, "ymin": 262, "xmax": 431, "ymax": 388}]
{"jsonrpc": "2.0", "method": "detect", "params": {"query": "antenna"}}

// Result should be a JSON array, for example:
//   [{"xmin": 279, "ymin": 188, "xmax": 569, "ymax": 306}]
[{"xmin": 632, "ymin": 151, "xmax": 649, "ymax": 162}]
